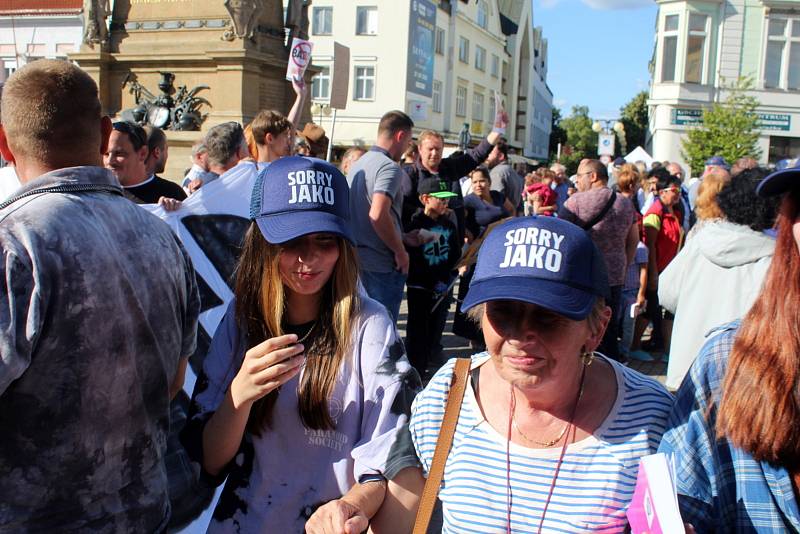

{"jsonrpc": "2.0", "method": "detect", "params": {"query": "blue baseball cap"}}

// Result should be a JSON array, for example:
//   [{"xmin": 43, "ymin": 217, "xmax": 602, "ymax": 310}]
[
  {"xmin": 705, "ymin": 156, "xmax": 730, "ymax": 170},
  {"xmin": 251, "ymin": 156, "xmax": 354, "ymax": 244},
  {"xmin": 461, "ymin": 217, "xmax": 610, "ymax": 321},
  {"xmin": 757, "ymin": 159, "xmax": 800, "ymax": 197}
]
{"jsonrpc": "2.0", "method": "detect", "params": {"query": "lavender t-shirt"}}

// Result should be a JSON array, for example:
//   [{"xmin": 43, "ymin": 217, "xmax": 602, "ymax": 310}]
[{"xmin": 184, "ymin": 296, "xmax": 420, "ymax": 533}]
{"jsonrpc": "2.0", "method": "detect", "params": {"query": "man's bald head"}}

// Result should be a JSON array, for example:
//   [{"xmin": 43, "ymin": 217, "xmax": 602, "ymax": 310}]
[{"xmin": 1, "ymin": 60, "xmax": 106, "ymax": 171}]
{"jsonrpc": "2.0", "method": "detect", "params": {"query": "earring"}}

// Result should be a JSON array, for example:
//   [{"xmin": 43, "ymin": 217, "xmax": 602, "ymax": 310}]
[{"xmin": 580, "ymin": 348, "xmax": 596, "ymax": 366}]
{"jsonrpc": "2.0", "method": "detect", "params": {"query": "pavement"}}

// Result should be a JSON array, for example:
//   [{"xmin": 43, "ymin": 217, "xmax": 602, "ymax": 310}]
[{"xmin": 396, "ymin": 287, "xmax": 667, "ymax": 386}]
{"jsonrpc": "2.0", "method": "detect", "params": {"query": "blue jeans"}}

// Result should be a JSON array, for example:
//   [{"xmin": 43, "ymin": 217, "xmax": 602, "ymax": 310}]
[
  {"xmin": 620, "ymin": 288, "xmax": 639, "ymax": 358},
  {"xmin": 360, "ymin": 269, "xmax": 407, "ymax": 322}
]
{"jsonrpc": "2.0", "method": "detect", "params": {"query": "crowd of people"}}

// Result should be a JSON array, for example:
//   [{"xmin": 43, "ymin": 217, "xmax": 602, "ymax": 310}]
[{"xmin": 2, "ymin": 59, "xmax": 800, "ymax": 534}]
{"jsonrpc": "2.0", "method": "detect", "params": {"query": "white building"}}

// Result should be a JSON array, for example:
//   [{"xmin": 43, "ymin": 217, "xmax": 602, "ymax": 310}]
[
  {"xmin": 0, "ymin": 0, "xmax": 83, "ymax": 79},
  {"xmin": 649, "ymin": 0, "xmax": 800, "ymax": 169},
  {"xmin": 301, "ymin": 0, "xmax": 552, "ymax": 159}
]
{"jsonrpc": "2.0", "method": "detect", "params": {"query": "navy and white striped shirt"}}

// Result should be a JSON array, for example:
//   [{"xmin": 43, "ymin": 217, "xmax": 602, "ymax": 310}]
[{"xmin": 410, "ymin": 353, "xmax": 673, "ymax": 533}]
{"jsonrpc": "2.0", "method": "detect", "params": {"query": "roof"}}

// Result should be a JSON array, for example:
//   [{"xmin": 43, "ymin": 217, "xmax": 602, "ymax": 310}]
[{"xmin": 0, "ymin": 0, "xmax": 82, "ymax": 16}]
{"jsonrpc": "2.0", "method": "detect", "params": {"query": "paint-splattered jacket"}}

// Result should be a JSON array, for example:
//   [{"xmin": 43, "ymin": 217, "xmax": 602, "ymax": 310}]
[
  {"xmin": 183, "ymin": 296, "xmax": 420, "ymax": 533},
  {"xmin": 0, "ymin": 166, "xmax": 200, "ymax": 532}
]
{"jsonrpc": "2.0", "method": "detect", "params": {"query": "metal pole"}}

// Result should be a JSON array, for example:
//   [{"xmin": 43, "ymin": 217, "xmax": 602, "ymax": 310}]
[{"xmin": 326, "ymin": 108, "xmax": 337, "ymax": 162}]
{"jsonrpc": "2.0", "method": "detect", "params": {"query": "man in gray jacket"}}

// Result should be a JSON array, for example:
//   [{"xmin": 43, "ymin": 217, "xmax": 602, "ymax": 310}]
[{"xmin": 0, "ymin": 60, "xmax": 200, "ymax": 531}]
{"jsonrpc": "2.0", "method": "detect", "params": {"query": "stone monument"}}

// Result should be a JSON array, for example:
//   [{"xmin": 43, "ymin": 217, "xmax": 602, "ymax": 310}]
[{"xmin": 71, "ymin": 0, "xmax": 312, "ymax": 180}]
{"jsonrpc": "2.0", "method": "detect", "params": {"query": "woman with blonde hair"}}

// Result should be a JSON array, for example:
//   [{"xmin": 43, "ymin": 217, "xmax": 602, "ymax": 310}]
[
  {"xmin": 182, "ymin": 156, "xmax": 419, "ymax": 532},
  {"xmin": 692, "ymin": 167, "xmax": 731, "ymax": 225}
]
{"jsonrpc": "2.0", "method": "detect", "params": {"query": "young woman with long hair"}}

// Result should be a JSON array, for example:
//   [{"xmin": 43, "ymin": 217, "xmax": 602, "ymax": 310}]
[
  {"xmin": 182, "ymin": 156, "xmax": 419, "ymax": 533},
  {"xmin": 659, "ymin": 166, "xmax": 800, "ymax": 530}
]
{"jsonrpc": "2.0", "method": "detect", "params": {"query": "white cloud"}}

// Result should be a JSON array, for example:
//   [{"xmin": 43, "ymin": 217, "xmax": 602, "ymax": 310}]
[
  {"xmin": 580, "ymin": 0, "xmax": 652, "ymax": 10},
  {"xmin": 553, "ymin": 98, "xmax": 568, "ymax": 109}
]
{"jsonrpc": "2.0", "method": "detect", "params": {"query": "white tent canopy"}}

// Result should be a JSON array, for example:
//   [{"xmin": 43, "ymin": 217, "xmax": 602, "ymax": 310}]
[{"xmin": 624, "ymin": 146, "xmax": 654, "ymax": 168}]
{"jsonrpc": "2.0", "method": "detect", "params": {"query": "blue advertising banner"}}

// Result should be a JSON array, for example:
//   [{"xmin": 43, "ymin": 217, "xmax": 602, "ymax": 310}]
[{"xmin": 407, "ymin": 0, "xmax": 436, "ymax": 97}]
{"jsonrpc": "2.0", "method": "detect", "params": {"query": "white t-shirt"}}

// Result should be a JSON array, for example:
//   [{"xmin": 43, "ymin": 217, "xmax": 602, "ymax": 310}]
[{"xmin": 186, "ymin": 297, "xmax": 419, "ymax": 533}]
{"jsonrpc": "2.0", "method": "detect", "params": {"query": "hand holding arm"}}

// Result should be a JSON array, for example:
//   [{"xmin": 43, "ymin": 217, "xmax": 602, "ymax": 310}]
[{"xmin": 306, "ymin": 480, "xmax": 387, "ymax": 534}]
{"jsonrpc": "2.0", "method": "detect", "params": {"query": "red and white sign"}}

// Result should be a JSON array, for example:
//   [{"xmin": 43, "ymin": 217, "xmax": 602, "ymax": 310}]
[{"xmin": 286, "ymin": 38, "xmax": 314, "ymax": 81}]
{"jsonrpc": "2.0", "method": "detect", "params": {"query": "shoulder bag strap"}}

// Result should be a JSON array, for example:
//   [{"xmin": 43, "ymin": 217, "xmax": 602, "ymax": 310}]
[
  {"xmin": 412, "ymin": 357, "xmax": 472, "ymax": 534},
  {"xmin": 582, "ymin": 191, "xmax": 616, "ymax": 231}
]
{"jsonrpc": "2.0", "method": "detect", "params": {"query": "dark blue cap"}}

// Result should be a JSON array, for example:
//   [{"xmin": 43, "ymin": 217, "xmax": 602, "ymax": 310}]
[
  {"xmin": 757, "ymin": 159, "xmax": 800, "ymax": 197},
  {"xmin": 462, "ymin": 217, "xmax": 610, "ymax": 320},
  {"xmin": 705, "ymin": 156, "xmax": 730, "ymax": 170},
  {"xmin": 252, "ymin": 156, "xmax": 354, "ymax": 244}
]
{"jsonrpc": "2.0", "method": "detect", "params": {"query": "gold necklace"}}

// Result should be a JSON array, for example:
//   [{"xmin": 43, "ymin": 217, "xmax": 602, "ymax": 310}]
[
  {"xmin": 510, "ymin": 365, "xmax": 586, "ymax": 447},
  {"xmin": 294, "ymin": 321, "xmax": 317, "ymax": 344}
]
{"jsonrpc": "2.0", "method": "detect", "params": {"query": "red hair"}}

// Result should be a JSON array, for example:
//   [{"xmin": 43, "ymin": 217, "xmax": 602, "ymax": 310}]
[{"xmin": 717, "ymin": 191, "xmax": 800, "ymax": 465}]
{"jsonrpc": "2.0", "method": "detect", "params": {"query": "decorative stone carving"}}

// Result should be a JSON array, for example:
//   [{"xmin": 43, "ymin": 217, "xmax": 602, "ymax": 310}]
[
  {"xmin": 285, "ymin": 0, "xmax": 311, "ymax": 42},
  {"xmin": 83, "ymin": 0, "xmax": 109, "ymax": 47},
  {"xmin": 121, "ymin": 72, "xmax": 211, "ymax": 131},
  {"xmin": 222, "ymin": 0, "xmax": 266, "ymax": 41}
]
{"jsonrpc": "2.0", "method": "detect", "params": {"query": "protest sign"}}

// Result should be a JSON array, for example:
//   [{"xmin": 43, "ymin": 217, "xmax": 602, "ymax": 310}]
[{"xmin": 286, "ymin": 38, "xmax": 314, "ymax": 82}]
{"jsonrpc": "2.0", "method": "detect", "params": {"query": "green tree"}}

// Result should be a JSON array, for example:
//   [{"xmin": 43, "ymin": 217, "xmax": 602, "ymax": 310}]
[
  {"xmin": 619, "ymin": 91, "xmax": 649, "ymax": 151},
  {"xmin": 559, "ymin": 105, "xmax": 595, "ymax": 174},
  {"xmin": 548, "ymin": 107, "xmax": 567, "ymax": 161},
  {"xmin": 681, "ymin": 77, "xmax": 762, "ymax": 176}
]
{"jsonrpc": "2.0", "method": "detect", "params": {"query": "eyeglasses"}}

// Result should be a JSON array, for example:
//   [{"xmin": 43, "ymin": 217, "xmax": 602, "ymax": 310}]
[
  {"xmin": 660, "ymin": 186, "xmax": 681, "ymax": 194},
  {"xmin": 112, "ymin": 121, "xmax": 147, "ymax": 151}
]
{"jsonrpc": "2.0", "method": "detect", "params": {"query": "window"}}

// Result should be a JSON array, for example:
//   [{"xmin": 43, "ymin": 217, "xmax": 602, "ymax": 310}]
[
  {"xmin": 472, "ymin": 91, "xmax": 484, "ymax": 134},
  {"xmin": 354, "ymin": 66, "xmax": 375, "ymax": 100},
  {"xmin": 432, "ymin": 80, "xmax": 443, "ymax": 113},
  {"xmin": 356, "ymin": 6, "xmax": 378, "ymax": 35},
  {"xmin": 456, "ymin": 85, "xmax": 467, "ymax": 117},
  {"xmin": 477, "ymin": 1, "xmax": 488, "ymax": 29},
  {"xmin": 311, "ymin": 66, "xmax": 331, "ymax": 100},
  {"xmin": 435, "ymin": 27, "xmax": 445, "ymax": 55},
  {"xmin": 459, "ymin": 37, "xmax": 469, "ymax": 63},
  {"xmin": 764, "ymin": 16, "xmax": 800, "ymax": 90},
  {"xmin": 491, "ymin": 54, "xmax": 500, "ymax": 77},
  {"xmin": 472, "ymin": 90, "xmax": 484, "ymax": 120},
  {"xmin": 312, "ymin": 6, "xmax": 332, "ymax": 35},
  {"xmin": 475, "ymin": 46, "xmax": 486, "ymax": 71},
  {"xmin": 661, "ymin": 14, "xmax": 679, "ymax": 82},
  {"xmin": 487, "ymin": 92, "xmax": 496, "ymax": 123},
  {"xmin": 685, "ymin": 13, "xmax": 707, "ymax": 84}
]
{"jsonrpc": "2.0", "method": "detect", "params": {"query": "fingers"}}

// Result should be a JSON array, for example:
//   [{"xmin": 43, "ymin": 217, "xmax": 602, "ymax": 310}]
[
  {"xmin": 252, "ymin": 360, "xmax": 303, "ymax": 392},
  {"xmin": 245, "ymin": 334, "xmax": 299, "ymax": 360},
  {"xmin": 344, "ymin": 516, "xmax": 369, "ymax": 534},
  {"xmin": 157, "ymin": 197, "xmax": 182, "ymax": 211},
  {"xmin": 248, "ymin": 343, "xmax": 305, "ymax": 372},
  {"xmin": 251, "ymin": 353, "xmax": 305, "ymax": 384}
]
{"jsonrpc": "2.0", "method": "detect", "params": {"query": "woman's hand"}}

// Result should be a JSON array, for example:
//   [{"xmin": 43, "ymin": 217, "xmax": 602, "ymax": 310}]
[
  {"xmin": 230, "ymin": 334, "xmax": 305, "ymax": 408},
  {"xmin": 305, "ymin": 499, "xmax": 369, "ymax": 534}
]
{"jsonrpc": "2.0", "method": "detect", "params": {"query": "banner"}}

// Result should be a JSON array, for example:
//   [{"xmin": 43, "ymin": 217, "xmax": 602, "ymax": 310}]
[
  {"xmin": 143, "ymin": 162, "xmax": 258, "ymax": 391},
  {"xmin": 406, "ymin": 0, "xmax": 436, "ymax": 97}
]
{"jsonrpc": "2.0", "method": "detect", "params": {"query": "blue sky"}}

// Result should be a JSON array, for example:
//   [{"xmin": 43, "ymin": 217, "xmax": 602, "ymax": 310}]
[{"xmin": 531, "ymin": 0, "xmax": 658, "ymax": 120}]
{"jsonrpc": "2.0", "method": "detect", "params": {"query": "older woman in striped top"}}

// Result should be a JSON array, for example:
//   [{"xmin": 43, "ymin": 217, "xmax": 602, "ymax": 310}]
[{"xmin": 371, "ymin": 216, "xmax": 674, "ymax": 533}]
